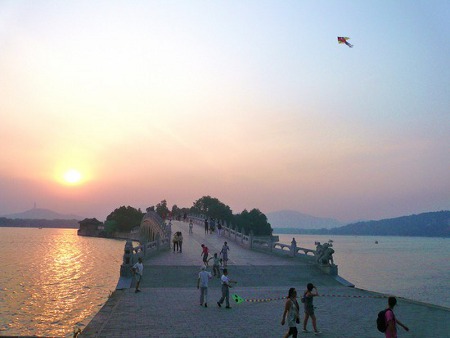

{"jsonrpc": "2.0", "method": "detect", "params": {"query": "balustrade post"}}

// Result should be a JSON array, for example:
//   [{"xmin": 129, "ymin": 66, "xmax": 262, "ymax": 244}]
[{"xmin": 120, "ymin": 240, "xmax": 134, "ymax": 277}]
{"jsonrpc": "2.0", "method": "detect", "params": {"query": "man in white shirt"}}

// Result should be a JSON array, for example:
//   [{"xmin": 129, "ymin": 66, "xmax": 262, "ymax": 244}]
[
  {"xmin": 217, "ymin": 269, "xmax": 237, "ymax": 309},
  {"xmin": 132, "ymin": 257, "xmax": 143, "ymax": 293},
  {"xmin": 197, "ymin": 266, "xmax": 212, "ymax": 307}
]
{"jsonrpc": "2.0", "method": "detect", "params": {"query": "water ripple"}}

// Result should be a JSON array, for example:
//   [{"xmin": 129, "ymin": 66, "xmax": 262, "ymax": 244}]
[{"xmin": 0, "ymin": 228, "xmax": 125, "ymax": 337}]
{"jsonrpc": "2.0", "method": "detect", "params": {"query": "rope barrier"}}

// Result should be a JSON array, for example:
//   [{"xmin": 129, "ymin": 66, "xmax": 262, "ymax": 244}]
[{"xmin": 234, "ymin": 293, "xmax": 388, "ymax": 304}]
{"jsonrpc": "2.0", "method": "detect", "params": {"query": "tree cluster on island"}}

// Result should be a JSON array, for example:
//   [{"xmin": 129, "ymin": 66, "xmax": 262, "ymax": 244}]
[{"xmin": 104, "ymin": 196, "xmax": 273, "ymax": 236}]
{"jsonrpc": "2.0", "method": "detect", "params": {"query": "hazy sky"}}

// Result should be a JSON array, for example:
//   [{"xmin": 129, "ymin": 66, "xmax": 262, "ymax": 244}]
[{"xmin": 1, "ymin": 1, "xmax": 449, "ymax": 222}]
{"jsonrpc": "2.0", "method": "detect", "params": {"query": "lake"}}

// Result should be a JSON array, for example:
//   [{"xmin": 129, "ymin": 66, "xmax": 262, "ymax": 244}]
[
  {"xmin": 276, "ymin": 233, "xmax": 450, "ymax": 308},
  {"xmin": 0, "ymin": 227, "xmax": 125, "ymax": 337}
]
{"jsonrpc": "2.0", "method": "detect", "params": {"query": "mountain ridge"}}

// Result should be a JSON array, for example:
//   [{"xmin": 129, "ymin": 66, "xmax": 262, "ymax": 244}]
[
  {"xmin": 266, "ymin": 209, "xmax": 344, "ymax": 229},
  {"xmin": 2, "ymin": 208, "xmax": 83, "ymax": 220},
  {"xmin": 273, "ymin": 210, "xmax": 450, "ymax": 237}
]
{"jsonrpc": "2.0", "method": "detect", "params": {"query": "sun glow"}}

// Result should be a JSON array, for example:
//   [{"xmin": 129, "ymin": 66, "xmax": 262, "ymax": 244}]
[{"xmin": 63, "ymin": 169, "xmax": 82, "ymax": 185}]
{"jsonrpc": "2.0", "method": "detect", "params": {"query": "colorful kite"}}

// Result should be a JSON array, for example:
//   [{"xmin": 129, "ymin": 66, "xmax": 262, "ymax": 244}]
[{"xmin": 338, "ymin": 37, "xmax": 353, "ymax": 48}]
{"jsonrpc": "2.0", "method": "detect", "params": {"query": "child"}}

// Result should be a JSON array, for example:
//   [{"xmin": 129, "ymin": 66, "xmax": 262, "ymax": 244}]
[{"xmin": 208, "ymin": 253, "xmax": 221, "ymax": 277}]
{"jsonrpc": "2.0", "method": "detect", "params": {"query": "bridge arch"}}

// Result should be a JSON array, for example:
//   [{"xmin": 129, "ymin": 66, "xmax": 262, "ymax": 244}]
[{"xmin": 139, "ymin": 211, "xmax": 166, "ymax": 242}]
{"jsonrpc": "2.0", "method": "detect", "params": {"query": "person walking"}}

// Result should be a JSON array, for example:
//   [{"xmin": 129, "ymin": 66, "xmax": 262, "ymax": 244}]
[
  {"xmin": 189, "ymin": 219, "xmax": 193, "ymax": 234},
  {"xmin": 281, "ymin": 287, "xmax": 300, "ymax": 338},
  {"xmin": 217, "ymin": 269, "xmax": 237, "ymax": 309},
  {"xmin": 178, "ymin": 232, "xmax": 183, "ymax": 253},
  {"xmin": 204, "ymin": 218, "xmax": 209, "ymax": 235},
  {"xmin": 201, "ymin": 244, "xmax": 209, "ymax": 266},
  {"xmin": 302, "ymin": 283, "xmax": 321, "ymax": 335},
  {"xmin": 385, "ymin": 296, "xmax": 409, "ymax": 338},
  {"xmin": 131, "ymin": 257, "xmax": 143, "ymax": 293},
  {"xmin": 217, "ymin": 221, "xmax": 222, "ymax": 236},
  {"xmin": 209, "ymin": 218, "xmax": 215, "ymax": 234},
  {"xmin": 197, "ymin": 266, "xmax": 212, "ymax": 307},
  {"xmin": 209, "ymin": 253, "xmax": 221, "ymax": 277},
  {"xmin": 220, "ymin": 241, "xmax": 230, "ymax": 267},
  {"xmin": 172, "ymin": 232, "xmax": 179, "ymax": 253}
]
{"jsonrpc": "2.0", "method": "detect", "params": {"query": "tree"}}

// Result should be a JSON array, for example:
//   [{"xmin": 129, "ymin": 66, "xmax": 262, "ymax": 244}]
[
  {"xmin": 233, "ymin": 208, "xmax": 272, "ymax": 236},
  {"xmin": 190, "ymin": 196, "xmax": 233, "ymax": 224},
  {"xmin": 155, "ymin": 200, "xmax": 170, "ymax": 220},
  {"xmin": 105, "ymin": 206, "xmax": 144, "ymax": 232},
  {"xmin": 170, "ymin": 204, "xmax": 182, "ymax": 220},
  {"xmin": 103, "ymin": 219, "xmax": 118, "ymax": 233}
]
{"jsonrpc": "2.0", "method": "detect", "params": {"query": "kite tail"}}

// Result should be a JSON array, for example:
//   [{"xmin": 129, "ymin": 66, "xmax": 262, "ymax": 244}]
[{"xmin": 345, "ymin": 41, "xmax": 353, "ymax": 48}]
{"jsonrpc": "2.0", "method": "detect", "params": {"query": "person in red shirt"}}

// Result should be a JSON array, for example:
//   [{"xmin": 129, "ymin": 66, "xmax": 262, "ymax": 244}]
[
  {"xmin": 201, "ymin": 244, "xmax": 209, "ymax": 266},
  {"xmin": 385, "ymin": 297, "xmax": 409, "ymax": 338}
]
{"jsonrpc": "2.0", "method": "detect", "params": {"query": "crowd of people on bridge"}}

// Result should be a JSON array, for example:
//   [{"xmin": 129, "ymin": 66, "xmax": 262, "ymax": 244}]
[{"xmin": 133, "ymin": 218, "xmax": 411, "ymax": 338}]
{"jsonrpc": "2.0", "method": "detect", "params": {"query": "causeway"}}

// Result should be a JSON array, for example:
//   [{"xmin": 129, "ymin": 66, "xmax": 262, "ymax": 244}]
[{"xmin": 81, "ymin": 220, "xmax": 449, "ymax": 337}]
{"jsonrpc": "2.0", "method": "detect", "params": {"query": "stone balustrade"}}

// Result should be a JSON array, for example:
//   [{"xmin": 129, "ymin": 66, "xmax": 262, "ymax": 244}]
[
  {"xmin": 119, "ymin": 212, "xmax": 171, "ymax": 279},
  {"xmin": 188, "ymin": 215, "xmax": 337, "ymax": 275},
  {"xmin": 119, "ymin": 214, "xmax": 338, "ymax": 283}
]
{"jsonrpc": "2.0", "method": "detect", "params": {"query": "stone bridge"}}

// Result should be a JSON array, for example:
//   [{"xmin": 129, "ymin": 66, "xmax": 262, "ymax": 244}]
[{"xmin": 81, "ymin": 219, "xmax": 450, "ymax": 337}]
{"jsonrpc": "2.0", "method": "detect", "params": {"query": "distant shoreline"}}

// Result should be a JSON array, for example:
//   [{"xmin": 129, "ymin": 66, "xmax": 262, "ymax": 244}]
[
  {"xmin": 274, "ymin": 228, "xmax": 450, "ymax": 238},
  {"xmin": 0, "ymin": 218, "xmax": 79, "ymax": 229}
]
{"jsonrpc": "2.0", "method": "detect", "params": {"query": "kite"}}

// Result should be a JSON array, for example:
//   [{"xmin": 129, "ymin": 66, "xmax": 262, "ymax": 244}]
[{"xmin": 338, "ymin": 37, "xmax": 353, "ymax": 48}]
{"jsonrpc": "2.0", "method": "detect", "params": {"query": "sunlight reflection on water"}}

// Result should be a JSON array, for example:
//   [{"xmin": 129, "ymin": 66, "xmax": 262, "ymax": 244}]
[{"xmin": 0, "ymin": 228, "xmax": 125, "ymax": 337}]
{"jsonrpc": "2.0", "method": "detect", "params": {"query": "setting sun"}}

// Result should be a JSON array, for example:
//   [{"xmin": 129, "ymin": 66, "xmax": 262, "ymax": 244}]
[{"xmin": 63, "ymin": 169, "xmax": 82, "ymax": 185}]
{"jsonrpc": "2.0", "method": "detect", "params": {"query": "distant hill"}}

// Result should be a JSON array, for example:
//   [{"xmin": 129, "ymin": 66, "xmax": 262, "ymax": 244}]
[
  {"xmin": 267, "ymin": 210, "xmax": 343, "ymax": 230},
  {"xmin": 329, "ymin": 210, "xmax": 450, "ymax": 237},
  {"xmin": 3, "ymin": 208, "xmax": 83, "ymax": 220}
]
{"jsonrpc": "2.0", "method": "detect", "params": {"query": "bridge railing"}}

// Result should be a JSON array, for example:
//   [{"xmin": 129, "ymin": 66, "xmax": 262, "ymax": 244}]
[
  {"xmin": 119, "ymin": 212, "xmax": 172, "ymax": 278},
  {"xmin": 188, "ymin": 215, "xmax": 333, "ymax": 272}
]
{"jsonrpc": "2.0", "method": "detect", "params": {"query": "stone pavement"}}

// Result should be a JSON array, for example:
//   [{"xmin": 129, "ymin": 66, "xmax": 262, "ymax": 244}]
[{"xmin": 81, "ymin": 221, "xmax": 450, "ymax": 337}]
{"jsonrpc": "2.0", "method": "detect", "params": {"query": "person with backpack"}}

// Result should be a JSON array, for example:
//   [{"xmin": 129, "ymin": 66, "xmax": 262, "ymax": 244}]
[
  {"xmin": 302, "ymin": 283, "xmax": 321, "ymax": 335},
  {"xmin": 281, "ymin": 287, "xmax": 300, "ymax": 338},
  {"xmin": 378, "ymin": 296, "xmax": 409, "ymax": 337}
]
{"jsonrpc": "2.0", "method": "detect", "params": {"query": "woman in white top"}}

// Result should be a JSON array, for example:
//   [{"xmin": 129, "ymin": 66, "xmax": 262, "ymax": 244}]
[{"xmin": 281, "ymin": 287, "xmax": 300, "ymax": 338}]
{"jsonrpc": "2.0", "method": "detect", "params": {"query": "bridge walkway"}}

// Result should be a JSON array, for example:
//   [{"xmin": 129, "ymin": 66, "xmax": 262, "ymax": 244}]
[{"xmin": 81, "ymin": 221, "xmax": 450, "ymax": 337}]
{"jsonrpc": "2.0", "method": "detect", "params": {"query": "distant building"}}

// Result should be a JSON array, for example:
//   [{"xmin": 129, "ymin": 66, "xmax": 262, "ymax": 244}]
[{"xmin": 78, "ymin": 218, "xmax": 104, "ymax": 237}]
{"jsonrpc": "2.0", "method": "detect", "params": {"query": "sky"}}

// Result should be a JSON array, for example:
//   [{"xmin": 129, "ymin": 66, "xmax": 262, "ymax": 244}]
[{"xmin": 0, "ymin": 1, "xmax": 449, "ymax": 222}]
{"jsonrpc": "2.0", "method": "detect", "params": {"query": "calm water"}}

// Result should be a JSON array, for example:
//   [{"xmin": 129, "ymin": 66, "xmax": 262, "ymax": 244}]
[
  {"xmin": 0, "ymin": 228, "xmax": 125, "ymax": 337},
  {"xmin": 276, "ymin": 234, "xmax": 450, "ymax": 308}
]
